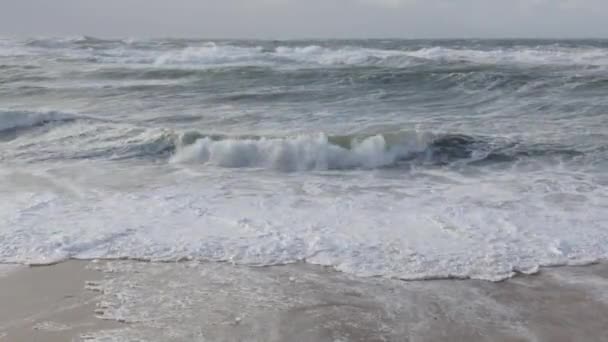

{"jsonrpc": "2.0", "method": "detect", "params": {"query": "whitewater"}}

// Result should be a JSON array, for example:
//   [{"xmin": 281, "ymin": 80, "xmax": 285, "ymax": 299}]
[{"xmin": 1, "ymin": 37, "xmax": 607, "ymax": 281}]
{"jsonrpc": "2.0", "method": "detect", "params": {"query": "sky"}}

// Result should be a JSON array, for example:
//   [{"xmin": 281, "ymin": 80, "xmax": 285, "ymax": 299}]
[{"xmin": 1, "ymin": 0, "xmax": 607, "ymax": 39}]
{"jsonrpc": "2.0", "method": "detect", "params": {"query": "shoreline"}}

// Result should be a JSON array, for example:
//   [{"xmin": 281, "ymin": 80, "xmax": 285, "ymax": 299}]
[
  {"xmin": 1, "ymin": 260, "xmax": 608, "ymax": 341},
  {"xmin": 4, "ymin": 255, "xmax": 608, "ymax": 282}
]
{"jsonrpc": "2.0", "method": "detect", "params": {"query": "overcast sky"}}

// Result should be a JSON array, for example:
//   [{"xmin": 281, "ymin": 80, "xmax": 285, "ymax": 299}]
[{"xmin": 1, "ymin": 0, "xmax": 607, "ymax": 39}]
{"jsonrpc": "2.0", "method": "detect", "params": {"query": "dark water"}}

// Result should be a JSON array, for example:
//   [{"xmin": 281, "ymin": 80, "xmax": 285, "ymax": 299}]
[{"xmin": 1, "ymin": 38, "xmax": 607, "ymax": 166}]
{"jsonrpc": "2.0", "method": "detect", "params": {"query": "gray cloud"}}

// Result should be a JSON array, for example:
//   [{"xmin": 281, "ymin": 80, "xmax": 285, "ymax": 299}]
[{"xmin": 0, "ymin": 0, "xmax": 606, "ymax": 38}]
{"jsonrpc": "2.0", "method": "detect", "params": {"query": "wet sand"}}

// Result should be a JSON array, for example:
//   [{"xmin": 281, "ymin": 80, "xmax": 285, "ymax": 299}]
[
  {"xmin": 0, "ymin": 261, "xmax": 119, "ymax": 341},
  {"xmin": 1, "ymin": 261, "xmax": 608, "ymax": 341}
]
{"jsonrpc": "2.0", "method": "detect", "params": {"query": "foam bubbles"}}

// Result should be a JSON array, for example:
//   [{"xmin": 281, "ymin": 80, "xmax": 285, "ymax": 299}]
[
  {"xmin": 2, "ymin": 38, "xmax": 607, "ymax": 283},
  {"xmin": 1, "ymin": 162, "xmax": 606, "ymax": 281},
  {"xmin": 154, "ymin": 43, "xmax": 266, "ymax": 66},
  {"xmin": 170, "ymin": 134, "xmax": 425, "ymax": 171}
]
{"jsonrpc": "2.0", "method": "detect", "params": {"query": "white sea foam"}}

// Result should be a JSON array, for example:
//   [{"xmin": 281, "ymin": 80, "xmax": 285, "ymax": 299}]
[
  {"xmin": 273, "ymin": 45, "xmax": 413, "ymax": 66},
  {"xmin": 81, "ymin": 260, "xmax": 535, "ymax": 341},
  {"xmin": 154, "ymin": 43, "xmax": 267, "ymax": 66},
  {"xmin": 170, "ymin": 133, "xmax": 429, "ymax": 171},
  {"xmin": 408, "ymin": 46, "xmax": 608, "ymax": 66},
  {"xmin": 3, "ymin": 38, "xmax": 608, "ymax": 68},
  {"xmin": 151, "ymin": 44, "xmax": 414, "ymax": 68},
  {"xmin": 1, "ymin": 162, "xmax": 606, "ymax": 281},
  {"xmin": 148, "ymin": 44, "xmax": 608, "ymax": 68}
]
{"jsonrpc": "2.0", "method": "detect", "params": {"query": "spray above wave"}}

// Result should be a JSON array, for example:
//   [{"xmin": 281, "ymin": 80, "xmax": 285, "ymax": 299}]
[{"xmin": 5, "ymin": 38, "xmax": 608, "ymax": 74}]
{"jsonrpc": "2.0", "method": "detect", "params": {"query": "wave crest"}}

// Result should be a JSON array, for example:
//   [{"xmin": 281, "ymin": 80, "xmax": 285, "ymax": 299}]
[
  {"xmin": 151, "ymin": 44, "xmax": 608, "ymax": 68},
  {"xmin": 153, "ymin": 44, "xmax": 421, "ymax": 68},
  {"xmin": 8, "ymin": 38, "xmax": 608, "ymax": 68},
  {"xmin": 170, "ymin": 131, "xmax": 586, "ymax": 171},
  {"xmin": 0, "ymin": 110, "xmax": 77, "ymax": 132},
  {"xmin": 171, "ymin": 133, "xmax": 428, "ymax": 171},
  {"xmin": 2, "ymin": 111, "xmax": 587, "ymax": 168}
]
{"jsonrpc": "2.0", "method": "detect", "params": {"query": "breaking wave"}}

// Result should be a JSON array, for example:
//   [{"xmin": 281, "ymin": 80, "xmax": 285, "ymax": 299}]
[
  {"xmin": 170, "ymin": 131, "xmax": 584, "ymax": 171},
  {"xmin": 24, "ymin": 36, "xmax": 123, "ymax": 49},
  {"xmin": 150, "ymin": 44, "xmax": 608, "ymax": 68},
  {"xmin": 8, "ymin": 37, "xmax": 608, "ymax": 70},
  {"xmin": 1, "ymin": 109, "xmax": 588, "ymax": 168},
  {"xmin": 111, "ymin": 43, "xmax": 605, "ymax": 69}
]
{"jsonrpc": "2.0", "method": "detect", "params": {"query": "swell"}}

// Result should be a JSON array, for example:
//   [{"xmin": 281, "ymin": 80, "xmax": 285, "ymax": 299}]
[
  {"xmin": 146, "ymin": 44, "xmax": 608, "ymax": 68},
  {"xmin": 3, "ymin": 116, "xmax": 588, "ymax": 168},
  {"xmin": 72, "ymin": 65, "xmax": 608, "ymax": 103},
  {"xmin": 24, "ymin": 36, "xmax": 124, "ymax": 49},
  {"xmin": 41, "ymin": 64, "xmax": 607, "ymax": 103},
  {"xmin": 0, "ymin": 110, "xmax": 79, "ymax": 133},
  {"xmin": 18, "ymin": 39, "xmax": 606, "ymax": 68}
]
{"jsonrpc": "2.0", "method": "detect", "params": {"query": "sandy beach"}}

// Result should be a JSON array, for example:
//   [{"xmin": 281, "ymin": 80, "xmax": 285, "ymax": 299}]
[
  {"xmin": 1, "ymin": 261, "xmax": 608, "ymax": 342},
  {"xmin": 0, "ymin": 261, "xmax": 119, "ymax": 341}
]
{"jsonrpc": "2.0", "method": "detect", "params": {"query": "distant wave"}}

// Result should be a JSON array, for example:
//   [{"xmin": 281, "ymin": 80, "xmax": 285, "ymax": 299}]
[
  {"xmin": 6, "ymin": 37, "xmax": 608, "ymax": 69},
  {"xmin": 43, "ymin": 42, "xmax": 592, "ymax": 68},
  {"xmin": 24, "ymin": 36, "xmax": 123, "ymax": 49},
  {"xmin": 148, "ymin": 43, "xmax": 408, "ymax": 67},
  {"xmin": 407, "ymin": 46, "xmax": 608, "ymax": 67},
  {"xmin": 151, "ymin": 44, "xmax": 608, "ymax": 68}
]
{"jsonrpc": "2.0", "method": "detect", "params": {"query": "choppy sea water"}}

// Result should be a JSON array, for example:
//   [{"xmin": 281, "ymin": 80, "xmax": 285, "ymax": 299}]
[{"xmin": 1, "ymin": 37, "xmax": 607, "ymax": 281}]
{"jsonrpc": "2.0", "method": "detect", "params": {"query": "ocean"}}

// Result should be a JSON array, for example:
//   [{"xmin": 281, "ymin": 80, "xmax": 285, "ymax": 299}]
[{"xmin": 1, "ymin": 37, "xmax": 607, "ymax": 281}]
